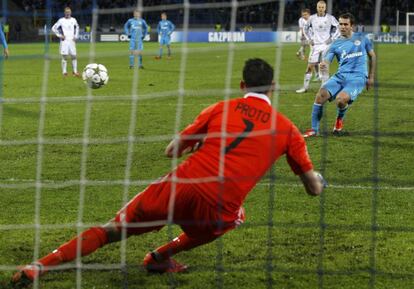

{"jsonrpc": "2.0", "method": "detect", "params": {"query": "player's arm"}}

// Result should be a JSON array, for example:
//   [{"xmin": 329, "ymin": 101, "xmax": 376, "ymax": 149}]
[
  {"xmin": 0, "ymin": 27, "xmax": 8, "ymax": 58},
  {"xmin": 298, "ymin": 19, "xmax": 305, "ymax": 40},
  {"xmin": 123, "ymin": 20, "xmax": 130, "ymax": 37},
  {"xmin": 51, "ymin": 20, "xmax": 64, "ymax": 40},
  {"xmin": 319, "ymin": 46, "xmax": 334, "ymax": 76},
  {"xmin": 165, "ymin": 103, "xmax": 217, "ymax": 158},
  {"xmin": 329, "ymin": 15, "xmax": 340, "ymax": 43},
  {"xmin": 157, "ymin": 22, "xmax": 161, "ymax": 34},
  {"xmin": 305, "ymin": 26, "xmax": 313, "ymax": 45},
  {"xmin": 365, "ymin": 37, "xmax": 376, "ymax": 90},
  {"xmin": 74, "ymin": 19, "xmax": 79, "ymax": 41},
  {"xmin": 142, "ymin": 20, "xmax": 148, "ymax": 38},
  {"xmin": 366, "ymin": 50, "xmax": 376, "ymax": 90},
  {"xmin": 169, "ymin": 21, "xmax": 175, "ymax": 35},
  {"xmin": 286, "ymin": 123, "xmax": 325, "ymax": 196}
]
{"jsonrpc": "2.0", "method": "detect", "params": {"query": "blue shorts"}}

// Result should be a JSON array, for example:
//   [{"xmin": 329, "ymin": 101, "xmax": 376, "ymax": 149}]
[
  {"xmin": 323, "ymin": 73, "xmax": 367, "ymax": 104},
  {"xmin": 129, "ymin": 39, "xmax": 143, "ymax": 51},
  {"xmin": 160, "ymin": 35, "xmax": 171, "ymax": 46}
]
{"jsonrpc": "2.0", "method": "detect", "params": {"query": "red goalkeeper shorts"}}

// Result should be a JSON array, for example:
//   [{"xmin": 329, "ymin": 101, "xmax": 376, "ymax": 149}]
[{"xmin": 114, "ymin": 175, "xmax": 245, "ymax": 240}]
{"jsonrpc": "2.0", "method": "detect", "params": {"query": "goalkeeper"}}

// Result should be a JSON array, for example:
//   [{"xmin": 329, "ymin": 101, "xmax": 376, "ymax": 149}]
[{"xmin": 12, "ymin": 58, "xmax": 326, "ymax": 287}]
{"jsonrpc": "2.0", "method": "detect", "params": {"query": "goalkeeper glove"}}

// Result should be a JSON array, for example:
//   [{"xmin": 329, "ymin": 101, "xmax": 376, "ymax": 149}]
[{"xmin": 315, "ymin": 172, "xmax": 328, "ymax": 189}]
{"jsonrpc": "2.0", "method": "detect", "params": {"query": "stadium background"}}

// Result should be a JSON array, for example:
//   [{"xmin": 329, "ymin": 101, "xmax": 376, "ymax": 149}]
[
  {"xmin": 0, "ymin": 1, "xmax": 414, "ymax": 289},
  {"xmin": 1, "ymin": 0, "xmax": 414, "ymax": 42}
]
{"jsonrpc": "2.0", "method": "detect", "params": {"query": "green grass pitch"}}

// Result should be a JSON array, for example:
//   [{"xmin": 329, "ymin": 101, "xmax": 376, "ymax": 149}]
[{"xmin": 0, "ymin": 42, "xmax": 413, "ymax": 288}]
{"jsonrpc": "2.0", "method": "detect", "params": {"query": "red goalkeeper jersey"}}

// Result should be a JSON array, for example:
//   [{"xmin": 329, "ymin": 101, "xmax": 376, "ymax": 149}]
[{"xmin": 175, "ymin": 93, "xmax": 313, "ymax": 215}]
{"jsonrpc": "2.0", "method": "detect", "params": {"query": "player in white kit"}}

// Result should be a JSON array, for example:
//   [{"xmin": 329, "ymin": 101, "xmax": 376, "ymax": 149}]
[
  {"xmin": 296, "ymin": 8, "xmax": 311, "ymax": 61},
  {"xmin": 296, "ymin": 1, "xmax": 339, "ymax": 93},
  {"xmin": 52, "ymin": 7, "xmax": 80, "ymax": 77}
]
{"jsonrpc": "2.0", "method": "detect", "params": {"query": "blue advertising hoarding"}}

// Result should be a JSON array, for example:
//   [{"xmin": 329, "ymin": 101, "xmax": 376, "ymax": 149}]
[{"xmin": 171, "ymin": 31, "xmax": 278, "ymax": 43}]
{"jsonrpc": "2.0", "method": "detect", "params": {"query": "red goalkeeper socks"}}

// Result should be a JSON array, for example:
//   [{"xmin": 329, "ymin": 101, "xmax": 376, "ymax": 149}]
[
  {"xmin": 39, "ymin": 227, "xmax": 108, "ymax": 269},
  {"xmin": 154, "ymin": 232, "xmax": 215, "ymax": 260}
]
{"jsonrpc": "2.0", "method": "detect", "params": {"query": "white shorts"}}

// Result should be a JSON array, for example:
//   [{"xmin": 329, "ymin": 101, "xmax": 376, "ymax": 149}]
[
  {"xmin": 308, "ymin": 43, "xmax": 329, "ymax": 64},
  {"xmin": 60, "ymin": 40, "xmax": 77, "ymax": 56}
]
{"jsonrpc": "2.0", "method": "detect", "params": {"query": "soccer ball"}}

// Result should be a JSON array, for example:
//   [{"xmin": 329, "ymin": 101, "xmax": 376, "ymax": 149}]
[{"xmin": 82, "ymin": 63, "xmax": 109, "ymax": 89}]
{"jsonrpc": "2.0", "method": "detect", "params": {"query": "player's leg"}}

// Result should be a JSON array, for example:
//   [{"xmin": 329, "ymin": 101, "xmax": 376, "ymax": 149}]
[
  {"xmin": 11, "ymin": 181, "xmax": 172, "ymax": 286},
  {"xmin": 137, "ymin": 41, "xmax": 144, "ymax": 68},
  {"xmin": 69, "ymin": 42, "xmax": 79, "ymax": 76},
  {"xmin": 332, "ymin": 91, "xmax": 351, "ymax": 134},
  {"xmin": 129, "ymin": 51, "xmax": 135, "ymax": 69},
  {"xmin": 157, "ymin": 37, "xmax": 164, "ymax": 59},
  {"xmin": 304, "ymin": 75, "xmax": 342, "ymax": 137},
  {"xmin": 296, "ymin": 63, "xmax": 315, "ymax": 93},
  {"xmin": 313, "ymin": 60, "xmax": 320, "ymax": 82},
  {"xmin": 11, "ymin": 225, "xmax": 117, "ymax": 286},
  {"xmin": 297, "ymin": 43, "xmax": 321, "ymax": 93},
  {"xmin": 166, "ymin": 36, "xmax": 172, "ymax": 59},
  {"xmin": 156, "ymin": 45, "xmax": 163, "ymax": 59},
  {"xmin": 60, "ymin": 41, "xmax": 69, "ymax": 76},
  {"xmin": 143, "ymin": 190, "xmax": 245, "ymax": 274},
  {"xmin": 296, "ymin": 38, "xmax": 306, "ymax": 60},
  {"xmin": 70, "ymin": 56, "xmax": 79, "ymax": 76},
  {"xmin": 61, "ymin": 55, "xmax": 69, "ymax": 76},
  {"xmin": 333, "ymin": 77, "xmax": 365, "ymax": 134},
  {"xmin": 319, "ymin": 45, "xmax": 330, "ymax": 84},
  {"xmin": 143, "ymin": 232, "xmax": 216, "ymax": 273},
  {"xmin": 129, "ymin": 40, "xmax": 135, "ymax": 68},
  {"xmin": 303, "ymin": 88, "xmax": 331, "ymax": 137}
]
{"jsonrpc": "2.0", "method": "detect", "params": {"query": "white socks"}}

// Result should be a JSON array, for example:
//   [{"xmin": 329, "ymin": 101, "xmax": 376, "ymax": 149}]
[
  {"xmin": 319, "ymin": 65, "xmax": 329, "ymax": 84},
  {"xmin": 61, "ymin": 59, "xmax": 67, "ymax": 74},
  {"xmin": 304, "ymin": 73, "xmax": 312, "ymax": 90},
  {"xmin": 72, "ymin": 58, "xmax": 78, "ymax": 73}
]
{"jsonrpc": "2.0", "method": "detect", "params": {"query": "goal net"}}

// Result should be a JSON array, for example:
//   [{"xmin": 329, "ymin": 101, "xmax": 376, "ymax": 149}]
[
  {"xmin": 1, "ymin": 0, "xmax": 413, "ymax": 289},
  {"xmin": 406, "ymin": 12, "xmax": 414, "ymax": 44}
]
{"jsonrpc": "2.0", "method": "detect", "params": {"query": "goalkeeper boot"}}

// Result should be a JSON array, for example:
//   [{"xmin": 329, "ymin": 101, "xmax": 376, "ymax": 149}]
[
  {"xmin": 303, "ymin": 128, "xmax": 318, "ymax": 138},
  {"xmin": 143, "ymin": 252, "xmax": 188, "ymax": 274},
  {"xmin": 11, "ymin": 263, "xmax": 43, "ymax": 288}
]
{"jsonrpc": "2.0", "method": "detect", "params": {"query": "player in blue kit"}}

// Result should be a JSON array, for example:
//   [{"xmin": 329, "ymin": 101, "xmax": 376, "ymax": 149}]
[
  {"xmin": 0, "ymin": 24, "xmax": 9, "ymax": 58},
  {"xmin": 155, "ymin": 12, "xmax": 175, "ymax": 60},
  {"xmin": 124, "ymin": 9, "xmax": 148, "ymax": 69},
  {"xmin": 303, "ymin": 13, "xmax": 376, "ymax": 137}
]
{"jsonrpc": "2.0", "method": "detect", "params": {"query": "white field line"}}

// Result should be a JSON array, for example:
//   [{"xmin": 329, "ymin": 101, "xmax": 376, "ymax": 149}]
[{"xmin": 0, "ymin": 178, "xmax": 413, "ymax": 191}]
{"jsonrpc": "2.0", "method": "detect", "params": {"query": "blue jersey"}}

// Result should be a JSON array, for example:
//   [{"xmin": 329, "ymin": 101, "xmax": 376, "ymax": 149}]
[
  {"xmin": 0, "ymin": 26, "xmax": 7, "ymax": 49},
  {"xmin": 325, "ymin": 32, "xmax": 373, "ymax": 77},
  {"xmin": 124, "ymin": 18, "xmax": 148, "ymax": 41},
  {"xmin": 157, "ymin": 20, "xmax": 175, "ymax": 36}
]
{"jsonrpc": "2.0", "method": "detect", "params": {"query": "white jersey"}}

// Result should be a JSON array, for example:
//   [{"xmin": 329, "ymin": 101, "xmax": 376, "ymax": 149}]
[
  {"xmin": 52, "ymin": 17, "xmax": 79, "ymax": 41},
  {"xmin": 305, "ymin": 13, "xmax": 339, "ymax": 45},
  {"xmin": 298, "ymin": 17, "xmax": 309, "ymax": 38}
]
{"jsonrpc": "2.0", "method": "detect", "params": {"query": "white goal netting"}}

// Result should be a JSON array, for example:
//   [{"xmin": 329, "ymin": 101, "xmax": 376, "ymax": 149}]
[{"xmin": 2, "ymin": 0, "xmax": 413, "ymax": 289}]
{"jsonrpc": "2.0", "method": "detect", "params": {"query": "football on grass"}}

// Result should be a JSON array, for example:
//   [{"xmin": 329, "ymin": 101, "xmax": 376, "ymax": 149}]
[{"xmin": 82, "ymin": 63, "xmax": 109, "ymax": 89}]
